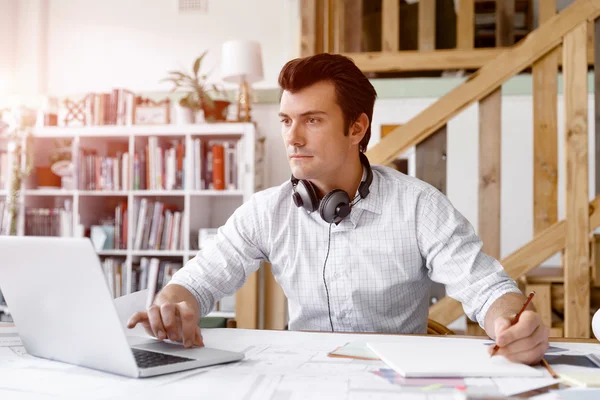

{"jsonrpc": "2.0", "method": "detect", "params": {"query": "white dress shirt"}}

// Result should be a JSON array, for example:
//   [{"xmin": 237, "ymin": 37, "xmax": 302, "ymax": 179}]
[{"xmin": 169, "ymin": 165, "xmax": 521, "ymax": 333}]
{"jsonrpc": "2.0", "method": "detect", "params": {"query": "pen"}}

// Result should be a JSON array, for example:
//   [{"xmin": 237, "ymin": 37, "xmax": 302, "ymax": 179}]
[{"xmin": 490, "ymin": 291, "xmax": 535, "ymax": 358}]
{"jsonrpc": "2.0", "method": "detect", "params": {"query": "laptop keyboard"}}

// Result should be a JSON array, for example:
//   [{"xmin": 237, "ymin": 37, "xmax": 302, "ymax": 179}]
[{"xmin": 131, "ymin": 348, "xmax": 195, "ymax": 369}]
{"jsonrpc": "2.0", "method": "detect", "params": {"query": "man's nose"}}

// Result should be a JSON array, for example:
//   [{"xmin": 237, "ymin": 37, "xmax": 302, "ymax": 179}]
[{"xmin": 285, "ymin": 124, "xmax": 304, "ymax": 147}]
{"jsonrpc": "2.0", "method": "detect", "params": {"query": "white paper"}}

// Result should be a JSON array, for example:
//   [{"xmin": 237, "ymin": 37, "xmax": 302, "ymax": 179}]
[
  {"xmin": 113, "ymin": 289, "xmax": 151, "ymax": 338},
  {"xmin": 367, "ymin": 337, "xmax": 544, "ymax": 378},
  {"xmin": 493, "ymin": 377, "xmax": 560, "ymax": 396}
]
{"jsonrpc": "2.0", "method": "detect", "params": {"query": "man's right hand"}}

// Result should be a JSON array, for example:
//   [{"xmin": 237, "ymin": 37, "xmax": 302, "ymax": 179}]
[{"xmin": 127, "ymin": 285, "xmax": 204, "ymax": 348}]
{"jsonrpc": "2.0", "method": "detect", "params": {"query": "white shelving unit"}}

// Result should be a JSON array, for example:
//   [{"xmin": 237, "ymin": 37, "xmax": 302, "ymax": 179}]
[{"xmin": 4, "ymin": 122, "xmax": 264, "ymax": 321}]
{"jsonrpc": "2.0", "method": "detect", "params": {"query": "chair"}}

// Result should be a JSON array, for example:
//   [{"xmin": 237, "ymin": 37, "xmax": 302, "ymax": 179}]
[{"xmin": 427, "ymin": 318, "xmax": 455, "ymax": 335}]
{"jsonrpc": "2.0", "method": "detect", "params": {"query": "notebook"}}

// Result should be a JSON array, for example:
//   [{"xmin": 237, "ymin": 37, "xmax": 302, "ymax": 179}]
[{"xmin": 366, "ymin": 337, "xmax": 544, "ymax": 378}]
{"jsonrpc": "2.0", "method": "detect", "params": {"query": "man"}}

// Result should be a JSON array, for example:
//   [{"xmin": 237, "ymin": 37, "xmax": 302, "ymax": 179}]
[{"xmin": 129, "ymin": 53, "xmax": 549, "ymax": 364}]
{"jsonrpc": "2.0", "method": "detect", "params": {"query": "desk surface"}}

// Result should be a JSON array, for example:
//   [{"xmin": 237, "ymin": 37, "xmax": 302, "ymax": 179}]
[{"xmin": 1, "ymin": 326, "xmax": 599, "ymax": 400}]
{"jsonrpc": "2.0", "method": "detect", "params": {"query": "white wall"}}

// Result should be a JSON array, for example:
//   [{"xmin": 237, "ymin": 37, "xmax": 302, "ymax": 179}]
[
  {"xmin": 0, "ymin": 0, "xmax": 18, "ymax": 101},
  {"xmin": 42, "ymin": 0, "xmax": 300, "ymax": 95}
]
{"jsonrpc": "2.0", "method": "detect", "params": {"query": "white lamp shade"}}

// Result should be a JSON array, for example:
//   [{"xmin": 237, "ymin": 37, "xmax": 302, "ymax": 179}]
[{"xmin": 220, "ymin": 40, "xmax": 264, "ymax": 84}]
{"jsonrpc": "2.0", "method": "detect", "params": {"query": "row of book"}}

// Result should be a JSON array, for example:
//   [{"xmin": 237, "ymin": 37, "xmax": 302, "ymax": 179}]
[
  {"xmin": 84, "ymin": 89, "xmax": 135, "ymax": 126},
  {"xmin": 136, "ymin": 137, "xmax": 184, "ymax": 190},
  {"xmin": 190, "ymin": 139, "xmax": 241, "ymax": 191},
  {"xmin": 24, "ymin": 201, "xmax": 74, "ymax": 237},
  {"xmin": 132, "ymin": 199, "xmax": 183, "ymax": 251},
  {"xmin": 0, "ymin": 151, "xmax": 8, "ymax": 189},
  {"xmin": 77, "ymin": 151, "xmax": 130, "ymax": 191},
  {"xmin": 101, "ymin": 257, "xmax": 182, "ymax": 299},
  {"xmin": 0, "ymin": 201, "xmax": 9, "ymax": 235}
]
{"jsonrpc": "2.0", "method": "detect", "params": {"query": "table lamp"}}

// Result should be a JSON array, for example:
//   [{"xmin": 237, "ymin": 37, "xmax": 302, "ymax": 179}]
[{"xmin": 220, "ymin": 40, "xmax": 264, "ymax": 122}]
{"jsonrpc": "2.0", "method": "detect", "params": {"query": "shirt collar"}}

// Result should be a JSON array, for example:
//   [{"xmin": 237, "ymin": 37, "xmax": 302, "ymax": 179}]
[{"xmin": 351, "ymin": 165, "xmax": 381, "ymax": 216}]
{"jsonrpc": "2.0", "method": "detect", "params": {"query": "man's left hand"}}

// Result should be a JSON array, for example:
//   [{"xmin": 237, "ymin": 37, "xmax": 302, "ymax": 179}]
[{"xmin": 487, "ymin": 311, "xmax": 549, "ymax": 364}]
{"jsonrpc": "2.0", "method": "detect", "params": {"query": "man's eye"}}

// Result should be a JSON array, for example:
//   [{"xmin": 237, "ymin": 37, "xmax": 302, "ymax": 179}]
[{"xmin": 308, "ymin": 118, "xmax": 318, "ymax": 124}]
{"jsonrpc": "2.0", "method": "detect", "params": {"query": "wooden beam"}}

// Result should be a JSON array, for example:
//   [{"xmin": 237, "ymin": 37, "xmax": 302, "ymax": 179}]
[
  {"xmin": 533, "ymin": 50, "xmax": 559, "ymax": 234},
  {"xmin": 382, "ymin": 0, "xmax": 399, "ymax": 52},
  {"xmin": 235, "ymin": 270, "xmax": 259, "ymax": 329},
  {"xmin": 539, "ymin": 0, "xmax": 557, "ymax": 25},
  {"xmin": 416, "ymin": 126, "xmax": 447, "ymax": 194},
  {"xmin": 327, "ymin": 0, "xmax": 335, "ymax": 53},
  {"xmin": 525, "ymin": 283, "xmax": 553, "ymax": 328},
  {"xmin": 496, "ymin": 0, "xmax": 515, "ymax": 47},
  {"xmin": 365, "ymin": 0, "xmax": 600, "ymax": 167},
  {"xmin": 457, "ymin": 0, "xmax": 475, "ymax": 49},
  {"xmin": 346, "ymin": 43, "xmax": 594, "ymax": 74},
  {"xmin": 418, "ymin": 0, "xmax": 435, "ymax": 51},
  {"xmin": 429, "ymin": 195, "xmax": 600, "ymax": 326},
  {"xmin": 479, "ymin": 88, "xmax": 502, "ymax": 260},
  {"xmin": 343, "ymin": 0, "xmax": 362, "ymax": 52},
  {"xmin": 416, "ymin": 125, "xmax": 447, "ymax": 303},
  {"xmin": 263, "ymin": 263, "xmax": 288, "ymax": 330},
  {"xmin": 563, "ymin": 22, "xmax": 590, "ymax": 338},
  {"xmin": 595, "ymin": 18, "xmax": 600, "ymax": 196},
  {"xmin": 300, "ymin": 0, "xmax": 317, "ymax": 57}
]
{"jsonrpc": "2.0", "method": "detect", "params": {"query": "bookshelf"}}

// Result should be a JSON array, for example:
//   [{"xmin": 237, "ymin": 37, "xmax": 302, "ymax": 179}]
[{"xmin": 0, "ymin": 122, "xmax": 265, "ymax": 325}]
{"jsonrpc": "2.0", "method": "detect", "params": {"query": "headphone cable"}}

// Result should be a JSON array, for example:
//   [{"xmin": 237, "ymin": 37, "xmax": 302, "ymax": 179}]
[{"xmin": 323, "ymin": 222, "xmax": 334, "ymax": 332}]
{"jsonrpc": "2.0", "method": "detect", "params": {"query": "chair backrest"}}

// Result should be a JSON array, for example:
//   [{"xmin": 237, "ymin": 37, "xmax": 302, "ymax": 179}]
[{"xmin": 427, "ymin": 318, "xmax": 455, "ymax": 335}]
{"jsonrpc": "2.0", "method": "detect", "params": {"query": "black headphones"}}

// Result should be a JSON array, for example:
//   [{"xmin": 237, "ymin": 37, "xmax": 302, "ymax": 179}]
[{"xmin": 291, "ymin": 152, "xmax": 373, "ymax": 224}]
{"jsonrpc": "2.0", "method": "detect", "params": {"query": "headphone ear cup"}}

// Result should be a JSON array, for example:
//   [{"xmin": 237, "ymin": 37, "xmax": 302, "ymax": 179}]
[
  {"xmin": 295, "ymin": 180, "xmax": 319, "ymax": 212},
  {"xmin": 319, "ymin": 189, "xmax": 350, "ymax": 223}
]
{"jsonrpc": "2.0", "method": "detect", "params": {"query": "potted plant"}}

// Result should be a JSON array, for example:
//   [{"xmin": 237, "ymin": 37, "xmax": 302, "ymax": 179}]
[{"xmin": 162, "ymin": 51, "xmax": 230, "ymax": 123}]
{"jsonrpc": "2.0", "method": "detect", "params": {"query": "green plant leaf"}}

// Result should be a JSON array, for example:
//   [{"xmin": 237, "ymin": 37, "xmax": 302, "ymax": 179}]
[{"xmin": 193, "ymin": 50, "xmax": 208, "ymax": 77}]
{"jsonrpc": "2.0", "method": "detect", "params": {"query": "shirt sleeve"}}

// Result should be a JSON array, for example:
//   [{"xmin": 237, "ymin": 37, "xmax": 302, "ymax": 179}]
[
  {"xmin": 416, "ymin": 188, "xmax": 522, "ymax": 328},
  {"xmin": 167, "ymin": 194, "xmax": 268, "ymax": 316}
]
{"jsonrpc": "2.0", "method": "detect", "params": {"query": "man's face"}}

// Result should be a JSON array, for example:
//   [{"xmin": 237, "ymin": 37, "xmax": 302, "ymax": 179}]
[{"xmin": 279, "ymin": 81, "xmax": 353, "ymax": 182}]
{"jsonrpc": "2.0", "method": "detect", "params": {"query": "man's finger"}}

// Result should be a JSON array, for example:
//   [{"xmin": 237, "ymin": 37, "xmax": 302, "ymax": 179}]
[
  {"xmin": 147, "ymin": 305, "xmax": 167, "ymax": 340},
  {"xmin": 502, "ymin": 340, "xmax": 548, "ymax": 365},
  {"xmin": 160, "ymin": 303, "xmax": 179, "ymax": 341},
  {"xmin": 494, "ymin": 325, "xmax": 545, "ymax": 357},
  {"xmin": 127, "ymin": 312, "xmax": 148, "ymax": 328},
  {"xmin": 497, "ymin": 311, "xmax": 540, "ymax": 347},
  {"xmin": 177, "ymin": 301, "xmax": 197, "ymax": 348},
  {"xmin": 194, "ymin": 326, "xmax": 205, "ymax": 347}
]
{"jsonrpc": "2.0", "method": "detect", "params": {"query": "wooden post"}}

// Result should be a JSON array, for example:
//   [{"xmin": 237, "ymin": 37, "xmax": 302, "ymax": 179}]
[
  {"xmin": 525, "ymin": 283, "xmax": 553, "ymax": 328},
  {"xmin": 418, "ymin": 0, "xmax": 435, "ymax": 51},
  {"xmin": 263, "ymin": 263, "xmax": 288, "ymax": 330},
  {"xmin": 334, "ymin": 0, "xmax": 345, "ymax": 53},
  {"xmin": 235, "ymin": 270, "xmax": 259, "ymax": 329},
  {"xmin": 416, "ymin": 126, "xmax": 447, "ymax": 306},
  {"xmin": 382, "ymin": 0, "xmax": 399, "ymax": 52},
  {"xmin": 563, "ymin": 22, "xmax": 590, "ymax": 338},
  {"xmin": 416, "ymin": 126, "xmax": 447, "ymax": 194},
  {"xmin": 343, "ymin": 0, "xmax": 362, "ymax": 52},
  {"xmin": 595, "ymin": 18, "xmax": 600, "ymax": 198},
  {"xmin": 533, "ymin": 0, "xmax": 558, "ymax": 235},
  {"xmin": 316, "ymin": 0, "xmax": 325, "ymax": 53},
  {"xmin": 479, "ymin": 88, "xmax": 502, "ymax": 262},
  {"xmin": 496, "ymin": 0, "xmax": 515, "ymax": 47},
  {"xmin": 300, "ymin": 0, "xmax": 317, "ymax": 57},
  {"xmin": 456, "ymin": 0, "xmax": 474, "ymax": 50}
]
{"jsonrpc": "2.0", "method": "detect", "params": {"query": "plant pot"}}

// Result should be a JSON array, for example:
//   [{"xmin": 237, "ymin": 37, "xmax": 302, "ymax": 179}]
[
  {"xmin": 202, "ymin": 100, "xmax": 230, "ymax": 122},
  {"xmin": 175, "ymin": 105, "xmax": 195, "ymax": 125},
  {"xmin": 36, "ymin": 166, "xmax": 61, "ymax": 188}
]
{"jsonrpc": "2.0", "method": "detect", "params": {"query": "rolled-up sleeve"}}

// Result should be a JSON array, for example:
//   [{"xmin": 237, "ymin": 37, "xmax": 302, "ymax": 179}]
[
  {"xmin": 168, "ymin": 194, "xmax": 268, "ymax": 316},
  {"xmin": 416, "ymin": 188, "xmax": 522, "ymax": 327}
]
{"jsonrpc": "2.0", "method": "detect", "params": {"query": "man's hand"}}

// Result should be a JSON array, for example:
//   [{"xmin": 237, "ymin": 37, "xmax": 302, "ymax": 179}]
[
  {"xmin": 127, "ymin": 284, "xmax": 204, "ymax": 348},
  {"xmin": 487, "ymin": 310, "xmax": 549, "ymax": 364}
]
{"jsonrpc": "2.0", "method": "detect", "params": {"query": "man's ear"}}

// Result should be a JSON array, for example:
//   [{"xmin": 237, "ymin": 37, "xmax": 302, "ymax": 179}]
[{"xmin": 349, "ymin": 113, "xmax": 369, "ymax": 146}]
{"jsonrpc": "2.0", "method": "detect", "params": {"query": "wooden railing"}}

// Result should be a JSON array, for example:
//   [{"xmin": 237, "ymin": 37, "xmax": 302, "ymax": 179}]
[
  {"xmin": 301, "ymin": 0, "xmax": 595, "ymax": 73},
  {"xmin": 360, "ymin": 0, "xmax": 600, "ymax": 338}
]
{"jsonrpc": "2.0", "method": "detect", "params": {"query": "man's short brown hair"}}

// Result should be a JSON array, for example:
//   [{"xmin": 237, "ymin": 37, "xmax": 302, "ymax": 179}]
[{"xmin": 278, "ymin": 53, "xmax": 377, "ymax": 153}]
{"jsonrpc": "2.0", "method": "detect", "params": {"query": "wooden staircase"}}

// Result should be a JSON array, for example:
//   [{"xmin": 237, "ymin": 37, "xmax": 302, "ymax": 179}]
[{"xmin": 365, "ymin": 0, "xmax": 600, "ymax": 338}]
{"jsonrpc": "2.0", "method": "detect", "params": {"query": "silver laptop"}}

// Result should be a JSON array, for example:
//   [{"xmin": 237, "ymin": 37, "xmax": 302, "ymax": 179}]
[{"xmin": 0, "ymin": 236, "xmax": 244, "ymax": 378}]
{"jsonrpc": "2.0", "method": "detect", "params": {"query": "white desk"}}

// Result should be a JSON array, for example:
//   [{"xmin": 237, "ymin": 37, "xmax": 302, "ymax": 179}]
[{"xmin": 1, "ymin": 325, "xmax": 600, "ymax": 400}]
